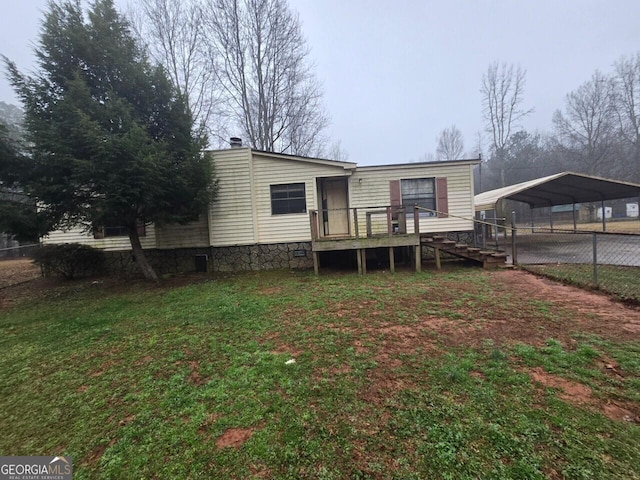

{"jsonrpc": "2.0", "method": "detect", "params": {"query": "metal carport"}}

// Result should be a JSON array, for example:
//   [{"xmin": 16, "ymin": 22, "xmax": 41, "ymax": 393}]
[{"xmin": 474, "ymin": 172, "xmax": 640, "ymax": 231}]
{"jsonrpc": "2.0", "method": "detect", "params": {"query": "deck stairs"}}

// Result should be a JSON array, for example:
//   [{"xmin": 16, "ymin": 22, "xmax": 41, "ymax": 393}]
[{"xmin": 421, "ymin": 235, "xmax": 508, "ymax": 268}]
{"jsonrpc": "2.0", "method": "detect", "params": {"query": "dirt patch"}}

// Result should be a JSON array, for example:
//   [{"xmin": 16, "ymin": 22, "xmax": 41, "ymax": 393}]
[
  {"xmin": 182, "ymin": 360, "xmax": 207, "ymax": 386},
  {"xmin": 248, "ymin": 463, "xmax": 272, "ymax": 479},
  {"xmin": 215, "ymin": 427, "xmax": 257, "ymax": 449},
  {"xmin": 529, "ymin": 366, "xmax": 593, "ymax": 404},
  {"xmin": 85, "ymin": 438, "xmax": 117, "ymax": 466},
  {"xmin": 118, "ymin": 414, "xmax": 136, "ymax": 426},
  {"xmin": 602, "ymin": 402, "xmax": 639, "ymax": 423},
  {"xmin": 528, "ymin": 366, "xmax": 640, "ymax": 424},
  {"xmin": 488, "ymin": 270, "xmax": 640, "ymax": 343},
  {"xmin": 258, "ymin": 286, "xmax": 282, "ymax": 296},
  {"xmin": 134, "ymin": 355, "xmax": 154, "ymax": 366}
]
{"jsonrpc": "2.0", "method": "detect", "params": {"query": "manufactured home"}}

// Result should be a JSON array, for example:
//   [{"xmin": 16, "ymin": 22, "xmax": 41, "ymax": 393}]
[{"xmin": 43, "ymin": 145, "xmax": 480, "ymax": 274}]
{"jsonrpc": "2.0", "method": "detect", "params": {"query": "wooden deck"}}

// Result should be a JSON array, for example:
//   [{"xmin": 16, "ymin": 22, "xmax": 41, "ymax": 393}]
[{"xmin": 310, "ymin": 206, "xmax": 422, "ymax": 274}]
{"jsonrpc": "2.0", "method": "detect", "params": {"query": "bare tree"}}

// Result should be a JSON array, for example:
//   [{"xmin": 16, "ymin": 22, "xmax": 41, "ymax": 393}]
[
  {"xmin": 435, "ymin": 125, "xmax": 464, "ymax": 160},
  {"xmin": 614, "ymin": 53, "xmax": 640, "ymax": 181},
  {"xmin": 481, "ymin": 62, "xmax": 532, "ymax": 186},
  {"xmin": 324, "ymin": 139, "xmax": 349, "ymax": 161},
  {"xmin": 129, "ymin": 0, "xmax": 220, "ymax": 139},
  {"xmin": 553, "ymin": 70, "xmax": 617, "ymax": 176},
  {"xmin": 203, "ymin": 0, "xmax": 329, "ymax": 156}
]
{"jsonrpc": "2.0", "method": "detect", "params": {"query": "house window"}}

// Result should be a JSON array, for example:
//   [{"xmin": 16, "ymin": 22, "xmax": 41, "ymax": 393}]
[
  {"xmin": 94, "ymin": 222, "xmax": 146, "ymax": 239},
  {"xmin": 271, "ymin": 183, "xmax": 306, "ymax": 215},
  {"xmin": 104, "ymin": 225, "xmax": 129, "ymax": 237},
  {"xmin": 401, "ymin": 178, "xmax": 436, "ymax": 216}
]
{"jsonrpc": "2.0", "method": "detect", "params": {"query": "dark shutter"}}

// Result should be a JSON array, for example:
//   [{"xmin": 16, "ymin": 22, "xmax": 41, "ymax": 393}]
[
  {"xmin": 436, "ymin": 177, "xmax": 448, "ymax": 218},
  {"xmin": 136, "ymin": 221, "xmax": 146, "ymax": 237},
  {"xmin": 389, "ymin": 180, "xmax": 401, "ymax": 206}
]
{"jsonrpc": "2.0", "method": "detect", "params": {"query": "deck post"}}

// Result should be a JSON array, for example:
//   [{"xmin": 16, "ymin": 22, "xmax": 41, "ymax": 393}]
[
  {"xmin": 389, "ymin": 247, "xmax": 395, "ymax": 273},
  {"xmin": 312, "ymin": 251, "xmax": 319, "ymax": 275},
  {"xmin": 434, "ymin": 247, "xmax": 441, "ymax": 270},
  {"xmin": 387, "ymin": 206, "xmax": 393, "ymax": 236},
  {"xmin": 356, "ymin": 249, "xmax": 363, "ymax": 275},
  {"xmin": 362, "ymin": 249, "xmax": 367, "ymax": 274},
  {"xmin": 309, "ymin": 211, "xmax": 318, "ymax": 240},
  {"xmin": 413, "ymin": 206, "xmax": 420, "ymax": 234},
  {"xmin": 414, "ymin": 245, "xmax": 421, "ymax": 272},
  {"xmin": 354, "ymin": 208, "xmax": 359, "ymax": 238}
]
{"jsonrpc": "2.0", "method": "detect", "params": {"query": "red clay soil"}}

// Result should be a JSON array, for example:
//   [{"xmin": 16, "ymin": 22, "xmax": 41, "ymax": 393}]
[
  {"xmin": 529, "ymin": 366, "xmax": 639, "ymax": 423},
  {"xmin": 214, "ymin": 427, "xmax": 258, "ymax": 449},
  {"xmin": 488, "ymin": 269, "xmax": 640, "ymax": 341}
]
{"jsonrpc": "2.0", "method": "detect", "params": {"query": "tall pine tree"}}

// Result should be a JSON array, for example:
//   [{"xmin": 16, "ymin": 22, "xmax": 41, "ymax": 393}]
[
  {"xmin": 4, "ymin": 0, "xmax": 216, "ymax": 281},
  {"xmin": 0, "ymin": 122, "xmax": 43, "ymax": 242}
]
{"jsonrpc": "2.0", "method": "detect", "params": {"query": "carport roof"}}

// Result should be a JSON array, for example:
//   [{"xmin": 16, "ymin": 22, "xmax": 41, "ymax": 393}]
[{"xmin": 474, "ymin": 172, "xmax": 640, "ymax": 211}]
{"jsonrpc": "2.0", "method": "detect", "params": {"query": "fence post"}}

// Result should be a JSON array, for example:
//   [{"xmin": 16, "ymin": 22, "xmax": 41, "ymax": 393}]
[
  {"xmin": 511, "ymin": 211, "xmax": 517, "ymax": 266},
  {"xmin": 592, "ymin": 232, "xmax": 598, "ymax": 287},
  {"xmin": 482, "ymin": 223, "xmax": 487, "ymax": 249}
]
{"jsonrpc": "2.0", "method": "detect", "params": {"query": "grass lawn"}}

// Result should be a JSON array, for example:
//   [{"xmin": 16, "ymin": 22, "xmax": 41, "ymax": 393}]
[{"xmin": 1, "ymin": 267, "xmax": 639, "ymax": 479}]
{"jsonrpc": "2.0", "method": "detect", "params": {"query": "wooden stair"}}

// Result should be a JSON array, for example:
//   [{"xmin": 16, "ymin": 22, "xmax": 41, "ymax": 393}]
[{"xmin": 421, "ymin": 235, "xmax": 508, "ymax": 268}]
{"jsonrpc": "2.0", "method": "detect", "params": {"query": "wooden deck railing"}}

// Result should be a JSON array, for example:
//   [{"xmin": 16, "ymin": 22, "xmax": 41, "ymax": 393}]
[{"xmin": 309, "ymin": 205, "xmax": 420, "ymax": 241}]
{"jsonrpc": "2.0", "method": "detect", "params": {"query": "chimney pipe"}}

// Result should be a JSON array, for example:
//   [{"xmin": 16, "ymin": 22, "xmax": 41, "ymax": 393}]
[{"xmin": 229, "ymin": 137, "xmax": 242, "ymax": 148}]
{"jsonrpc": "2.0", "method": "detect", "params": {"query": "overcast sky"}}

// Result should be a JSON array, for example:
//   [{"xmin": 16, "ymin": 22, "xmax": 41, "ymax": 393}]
[{"xmin": 2, "ymin": 1, "xmax": 640, "ymax": 165}]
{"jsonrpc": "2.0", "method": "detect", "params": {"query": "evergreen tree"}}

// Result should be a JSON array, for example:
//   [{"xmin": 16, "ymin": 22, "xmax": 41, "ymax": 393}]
[
  {"xmin": 0, "ymin": 123, "xmax": 42, "ymax": 242},
  {"xmin": 4, "ymin": 0, "xmax": 216, "ymax": 281}
]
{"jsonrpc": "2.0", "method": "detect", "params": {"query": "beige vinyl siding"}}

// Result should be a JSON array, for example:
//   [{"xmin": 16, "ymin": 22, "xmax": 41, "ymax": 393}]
[
  {"xmin": 155, "ymin": 214, "xmax": 209, "ymax": 249},
  {"xmin": 351, "ymin": 163, "xmax": 476, "ymax": 234},
  {"xmin": 42, "ymin": 224, "xmax": 157, "ymax": 251},
  {"xmin": 208, "ymin": 148, "xmax": 256, "ymax": 246},
  {"xmin": 252, "ymin": 153, "xmax": 351, "ymax": 243}
]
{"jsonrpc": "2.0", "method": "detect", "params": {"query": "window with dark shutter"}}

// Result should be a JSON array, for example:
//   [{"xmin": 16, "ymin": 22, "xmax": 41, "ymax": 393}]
[{"xmin": 400, "ymin": 178, "xmax": 436, "ymax": 216}]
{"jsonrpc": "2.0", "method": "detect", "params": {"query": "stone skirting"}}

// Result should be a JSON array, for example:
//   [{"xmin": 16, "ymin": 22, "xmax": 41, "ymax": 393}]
[
  {"xmin": 209, "ymin": 242, "xmax": 313, "ymax": 271},
  {"xmin": 102, "ymin": 242, "xmax": 314, "ymax": 276}
]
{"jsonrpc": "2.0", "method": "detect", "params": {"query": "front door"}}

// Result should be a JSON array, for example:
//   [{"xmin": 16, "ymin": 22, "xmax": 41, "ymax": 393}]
[{"xmin": 320, "ymin": 177, "xmax": 349, "ymax": 236}]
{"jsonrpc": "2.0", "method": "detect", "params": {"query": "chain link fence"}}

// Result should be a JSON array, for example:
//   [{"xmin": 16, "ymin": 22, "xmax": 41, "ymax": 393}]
[
  {"xmin": 510, "ymin": 227, "xmax": 640, "ymax": 303},
  {"xmin": 0, "ymin": 243, "xmax": 40, "ymax": 259}
]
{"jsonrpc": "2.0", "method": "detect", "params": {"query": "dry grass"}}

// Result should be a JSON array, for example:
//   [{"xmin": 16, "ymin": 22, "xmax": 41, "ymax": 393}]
[
  {"xmin": 541, "ymin": 219, "xmax": 640, "ymax": 233},
  {"xmin": 0, "ymin": 258, "xmax": 40, "ymax": 288}
]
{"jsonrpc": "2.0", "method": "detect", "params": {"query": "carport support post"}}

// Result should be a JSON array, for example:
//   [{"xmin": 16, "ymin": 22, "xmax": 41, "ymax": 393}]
[
  {"xmin": 572, "ymin": 203, "xmax": 577, "ymax": 232},
  {"xmin": 592, "ymin": 232, "xmax": 598, "ymax": 287},
  {"xmin": 601, "ymin": 200, "xmax": 607, "ymax": 232},
  {"xmin": 511, "ymin": 211, "xmax": 517, "ymax": 266},
  {"xmin": 530, "ymin": 208, "xmax": 535, "ymax": 233}
]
